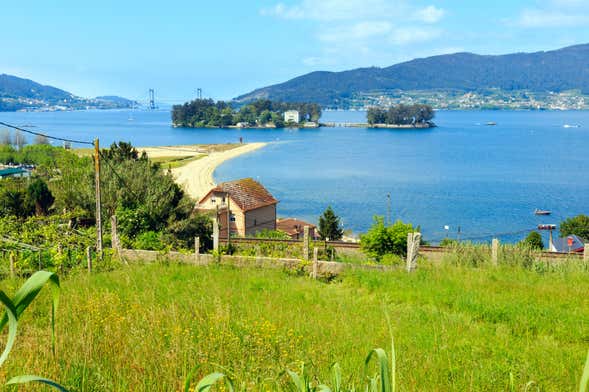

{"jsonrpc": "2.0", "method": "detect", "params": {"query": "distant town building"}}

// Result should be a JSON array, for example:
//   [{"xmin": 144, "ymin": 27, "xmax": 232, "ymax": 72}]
[
  {"xmin": 197, "ymin": 178, "xmax": 278, "ymax": 237},
  {"xmin": 284, "ymin": 110, "xmax": 300, "ymax": 123},
  {"xmin": 550, "ymin": 234, "xmax": 585, "ymax": 253},
  {"xmin": 276, "ymin": 218, "xmax": 318, "ymax": 240}
]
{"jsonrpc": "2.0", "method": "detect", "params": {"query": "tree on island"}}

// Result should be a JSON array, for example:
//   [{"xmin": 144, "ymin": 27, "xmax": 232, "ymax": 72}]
[
  {"xmin": 367, "ymin": 104, "xmax": 434, "ymax": 125},
  {"xmin": 560, "ymin": 215, "xmax": 589, "ymax": 240},
  {"xmin": 171, "ymin": 98, "xmax": 321, "ymax": 128},
  {"xmin": 318, "ymin": 206, "xmax": 344, "ymax": 241}
]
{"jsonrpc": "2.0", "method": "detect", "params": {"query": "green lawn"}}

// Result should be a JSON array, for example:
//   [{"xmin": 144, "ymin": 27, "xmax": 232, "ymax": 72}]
[{"xmin": 2, "ymin": 262, "xmax": 588, "ymax": 391}]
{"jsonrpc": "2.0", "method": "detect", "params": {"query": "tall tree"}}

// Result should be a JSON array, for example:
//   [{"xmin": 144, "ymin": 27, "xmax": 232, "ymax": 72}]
[
  {"xmin": 560, "ymin": 215, "xmax": 589, "ymax": 240},
  {"xmin": 318, "ymin": 206, "xmax": 344, "ymax": 241},
  {"xmin": 27, "ymin": 178, "xmax": 55, "ymax": 216}
]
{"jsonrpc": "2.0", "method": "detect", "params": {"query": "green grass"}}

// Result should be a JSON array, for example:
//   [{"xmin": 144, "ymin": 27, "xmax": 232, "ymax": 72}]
[{"xmin": 1, "ymin": 262, "xmax": 589, "ymax": 391}]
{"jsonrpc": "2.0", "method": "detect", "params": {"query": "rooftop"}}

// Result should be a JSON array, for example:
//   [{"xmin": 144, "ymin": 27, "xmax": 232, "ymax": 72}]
[
  {"xmin": 276, "ymin": 218, "xmax": 315, "ymax": 236},
  {"xmin": 200, "ymin": 178, "xmax": 278, "ymax": 212}
]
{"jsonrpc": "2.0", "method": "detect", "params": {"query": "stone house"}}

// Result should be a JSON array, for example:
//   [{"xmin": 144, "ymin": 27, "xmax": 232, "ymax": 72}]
[{"xmin": 197, "ymin": 178, "xmax": 278, "ymax": 237}]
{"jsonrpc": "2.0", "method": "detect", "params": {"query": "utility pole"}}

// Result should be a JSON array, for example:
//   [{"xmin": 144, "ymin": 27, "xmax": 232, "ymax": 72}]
[{"xmin": 94, "ymin": 138, "xmax": 103, "ymax": 257}]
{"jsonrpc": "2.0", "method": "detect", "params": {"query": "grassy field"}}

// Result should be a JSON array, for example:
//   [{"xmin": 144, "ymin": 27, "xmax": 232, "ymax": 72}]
[{"xmin": 1, "ymin": 262, "xmax": 588, "ymax": 391}]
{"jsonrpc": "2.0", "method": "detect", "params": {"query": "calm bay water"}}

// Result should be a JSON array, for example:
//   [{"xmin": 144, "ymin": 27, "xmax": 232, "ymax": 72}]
[{"xmin": 0, "ymin": 109, "xmax": 587, "ymax": 243}]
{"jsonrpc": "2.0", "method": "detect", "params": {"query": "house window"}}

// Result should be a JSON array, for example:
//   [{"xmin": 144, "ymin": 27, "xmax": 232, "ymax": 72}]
[
  {"xmin": 211, "ymin": 198, "xmax": 216, "ymax": 204},
  {"xmin": 222, "ymin": 196, "xmax": 226, "ymax": 203},
  {"xmin": 230, "ymin": 214, "xmax": 236, "ymax": 222},
  {"xmin": 254, "ymin": 219, "xmax": 257, "ymax": 226}
]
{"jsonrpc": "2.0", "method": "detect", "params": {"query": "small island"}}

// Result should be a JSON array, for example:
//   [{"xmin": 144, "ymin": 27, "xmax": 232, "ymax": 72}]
[
  {"xmin": 172, "ymin": 99, "xmax": 321, "ymax": 128},
  {"xmin": 366, "ymin": 104, "xmax": 435, "ymax": 128}
]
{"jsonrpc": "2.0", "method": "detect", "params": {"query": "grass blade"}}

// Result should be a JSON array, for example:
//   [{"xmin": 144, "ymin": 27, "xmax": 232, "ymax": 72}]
[
  {"xmin": 365, "ymin": 348, "xmax": 391, "ymax": 392},
  {"xmin": 195, "ymin": 372, "xmax": 233, "ymax": 392},
  {"xmin": 580, "ymin": 350, "xmax": 589, "ymax": 392},
  {"xmin": 0, "ymin": 291, "xmax": 17, "ymax": 367},
  {"xmin": 184, "ymin": 364, "xmax": 200, "ymax": 392},
  {"xmin": 0, "ymin": 271, "xmax": 60, "ymax": 355},
  {"xmin": 6, "ymin": 375, "xmax": 69, "ymax": 391}
]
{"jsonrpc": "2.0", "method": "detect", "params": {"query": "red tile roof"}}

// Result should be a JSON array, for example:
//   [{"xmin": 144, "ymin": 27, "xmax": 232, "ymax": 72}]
[
  {"xmin": 276, "ymin": 218, "xmax": 316, "ymax": 236},
  {"xmin": 199, "ymin": 178, "xmax": 278, "ymax": 212}
]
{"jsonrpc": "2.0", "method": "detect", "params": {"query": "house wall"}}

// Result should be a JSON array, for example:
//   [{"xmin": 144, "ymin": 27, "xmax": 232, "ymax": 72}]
[{"xmin": 244, "ymin": 205, "xmax": 276, "ymax": 236}]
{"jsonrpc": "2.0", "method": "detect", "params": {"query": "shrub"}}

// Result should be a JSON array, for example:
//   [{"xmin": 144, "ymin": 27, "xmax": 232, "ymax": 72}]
[
  {"xmin": 521, "ymin": 231, "xmax": 544, "ymax": 250},
  {"xmin": 360, "ymin": 216, "xmax": 414, "ymax": 261},
  {"xmin": 133, "ymin": 231, "xmax": 165, "ymax": 251},
  {"xmin": 560, "ymin": 214, "xmax": 589, "ymax": 240}
]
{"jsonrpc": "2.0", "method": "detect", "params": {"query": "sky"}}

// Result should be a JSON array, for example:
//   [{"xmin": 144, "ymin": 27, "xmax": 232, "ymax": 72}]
[{"xmin": 2, "ymin": 0, "xmax": 589, "ymax": 104}]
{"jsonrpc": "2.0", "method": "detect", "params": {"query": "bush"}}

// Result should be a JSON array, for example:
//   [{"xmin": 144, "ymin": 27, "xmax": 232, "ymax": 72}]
[
  {"xmin": 521, "ymin": 231, "xmax": 544, "ymax": 250},
  {"xmin": 133, "ymin": 231, "xmax": 165, "ymax": 251},
  {"xmin": 360, "ymin": 216, "xmax": 414, "ymax": 261}
]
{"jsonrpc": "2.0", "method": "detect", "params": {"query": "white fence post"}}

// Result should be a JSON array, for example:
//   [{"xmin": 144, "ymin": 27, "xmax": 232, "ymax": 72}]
[
  {"xmin": 303, "ymin": 226, "xmax": 310, "ymax": 260},
  {"xmin": 195, "ymin": 236, "xmax": 200, "ymax": 264},
  {"xmin": 492, "ymin": 238, "xmax": 499, "ymax": 266},
  {"xmin": 406, "ymin": 232, "xmax": 421, "ymax": 272},
  {"xmin": 312, "ymin": 247, "xmax": 318, "ymax": 279}
]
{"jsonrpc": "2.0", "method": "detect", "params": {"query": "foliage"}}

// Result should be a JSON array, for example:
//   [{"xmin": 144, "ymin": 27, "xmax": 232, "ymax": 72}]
[
  {"xmin": 560, "ymin": 214, "xmax": 589, "ymax": 240},
  {"xmin": 360, "ymin": 217, "xmax": 414, "ymax": 260},
  {"xmin": 0, "ymin": 184, "xmax": 34, "ymax": 218},
  {"xmin": 27, "ymin": 178, "xmax": 54, "ymax": 216},
  {"xmin": 254, "ymin": 229, "xmax": 292, "ymax": 240},
  {"xmin": 439, "ymin": 238, "xmax": 458, "ymax": 247},
  {"xmin": 521, "ymin": 231, "xmax": 544, "ymax": 250},
  {"xmin": 165, "ymin": 214, "xmax": 213, "ymax": 252},
  {"xmin": 367, "ymin": 104, "xmax": 434, "ymax": 125},
  {"xmin": 0, "ymin": 271, "xmax": 67, "ymax": 390},
  {"xmin": 133, "ymin": 231, "xmax": 165, "ymax": 251},
  {"xmin": 318, "ymin": 206, "xmax": 344, "ymax": 241},
  {"xmin": 171, "ymin": 98, "xmax": 321, "ymax": 128}
]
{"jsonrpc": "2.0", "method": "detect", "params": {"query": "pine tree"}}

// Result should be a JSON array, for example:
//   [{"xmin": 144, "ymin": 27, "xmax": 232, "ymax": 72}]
[{"xmin": 318, "ymin": 206, "xmax": 344, "ymax": 241}]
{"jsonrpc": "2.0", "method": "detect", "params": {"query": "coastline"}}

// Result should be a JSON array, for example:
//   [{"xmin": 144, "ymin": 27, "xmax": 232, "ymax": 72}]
[{"xmin": 169, "ymin": 142, "xmax": 267, "ymax": 200}]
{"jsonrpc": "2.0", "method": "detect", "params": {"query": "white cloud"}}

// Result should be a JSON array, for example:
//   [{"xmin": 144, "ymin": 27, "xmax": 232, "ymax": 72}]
[
  {"xmin": 415, "ymin": 5, "xmax": 445, "ymax": 23},
  {"xmin": 517, "ymin": 8, "xmax": 589, "ymax": 27},
  {"xmin": 261, "ymin": 1, "xmax": 446, "ymax": 68},
  {"xmin": 515, "ymin": 1, "xmax": 589, "ymax": 28},
  {"xmin": 260, "ymin": 0, "xmax": 408, "ymax": 21},
  {"xmin": 389, "ymin": 27, "xmax": 442, "ymax": 45}
]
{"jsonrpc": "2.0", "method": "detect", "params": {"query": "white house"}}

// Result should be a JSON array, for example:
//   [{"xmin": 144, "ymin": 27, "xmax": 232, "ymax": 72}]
[{"xmin": 284, "ymin": 110, "xmax": 300, "ymax": 123}]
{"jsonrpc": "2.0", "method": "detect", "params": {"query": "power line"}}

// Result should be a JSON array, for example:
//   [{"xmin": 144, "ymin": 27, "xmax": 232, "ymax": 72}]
[{"xmin": 0, "ymin": 121, "xmax": 94, "ymax": 146}]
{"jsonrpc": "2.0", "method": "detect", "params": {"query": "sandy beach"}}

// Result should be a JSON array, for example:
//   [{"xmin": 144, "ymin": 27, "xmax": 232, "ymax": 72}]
[{"xmin": 160, "ymin": 143, "xmax": 267, "ymax": 200}]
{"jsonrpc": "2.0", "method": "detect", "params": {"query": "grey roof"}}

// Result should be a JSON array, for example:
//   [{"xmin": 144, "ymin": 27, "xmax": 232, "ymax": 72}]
[{"xmin": 553, "ymin": 234, "xmax": 585, "ymax": 252}]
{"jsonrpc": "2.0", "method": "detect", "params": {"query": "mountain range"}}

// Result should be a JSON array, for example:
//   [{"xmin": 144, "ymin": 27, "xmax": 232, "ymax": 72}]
[
  {"xmin": 235, "ymin": 44, "xmax": 589, "ymax": 107},
  {"xmin": 0, "ymin": 74, "xmax": 134, "ymax": 111}
]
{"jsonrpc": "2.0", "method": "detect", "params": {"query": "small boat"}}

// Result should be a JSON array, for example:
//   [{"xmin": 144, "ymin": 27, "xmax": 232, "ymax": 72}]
[
  {"xmin": 485, "ymin": 121, "xmax": 497, "ymax": 126},
  {"xmin": 534, "ymin": 209, "xmax": 552, "ymax": 216},
  {"xmin": 563, "ymin": 124, "xmax": 580, "ymax": 128}
]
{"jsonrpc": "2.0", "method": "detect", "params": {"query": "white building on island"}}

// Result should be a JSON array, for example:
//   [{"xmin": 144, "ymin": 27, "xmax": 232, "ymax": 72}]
[{"xmin": 284, "ymin": 110, "xmax": 300, "ymax": 123}]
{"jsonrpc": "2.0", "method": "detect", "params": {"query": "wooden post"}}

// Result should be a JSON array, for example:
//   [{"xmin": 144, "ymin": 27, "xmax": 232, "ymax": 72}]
[
  {"xmin": 86, "ymin": 246, "xmax": 92, "ymax": 272},
  {"xmin": 584, "ymin": 244, "xmax": 589, "ymax": 262},
  {"xmin": 213, "ymin": 217, "xmax": 219, "ymax": 252},
  {"xmin": 195, "ymin": 236, "xmax": 200, "ymax": 263},
  {"xmin": 406, "ymin": 232, "xmax": 421, "ymax": 272},
  {"xmin": 312, "ymin": 247, "xmax": 318, "ymax": 280},
  {"xmin": 303, "ymin": 226, "xmax": 310, "ymax": 260},
  {"xmin": 226, "ymin": 195, "xmax": 231, "ymax": 247},
  {"xmin": 94, "ymin": 138, "xmax": 103, "ymax": 257},
  {"xmin": 491, "ymin": 238, "xmax": 499, "ymax": 266},
  {"xmin": 9, "ymin": 252, "xmax": 15, "ymax": 278},
  {"xmin": 111, "ymin": 215, "xmax": 120, "ymax": 253}
]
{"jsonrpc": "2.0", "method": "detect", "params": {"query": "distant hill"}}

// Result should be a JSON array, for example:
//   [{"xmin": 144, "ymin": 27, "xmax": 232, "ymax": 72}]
[
  {"xmin": 0, "ymin": 74, "xmax": 134, "ymax": 111},
  {"xmin": 235, "ymin": 44, "xmax": 589, "ymax": 106}
]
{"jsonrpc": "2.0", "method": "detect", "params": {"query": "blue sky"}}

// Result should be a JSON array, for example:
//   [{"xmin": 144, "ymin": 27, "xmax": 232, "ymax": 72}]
[{"xmin": 2, "ymin": 0, "xmax": 589, "ymax": 103}]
